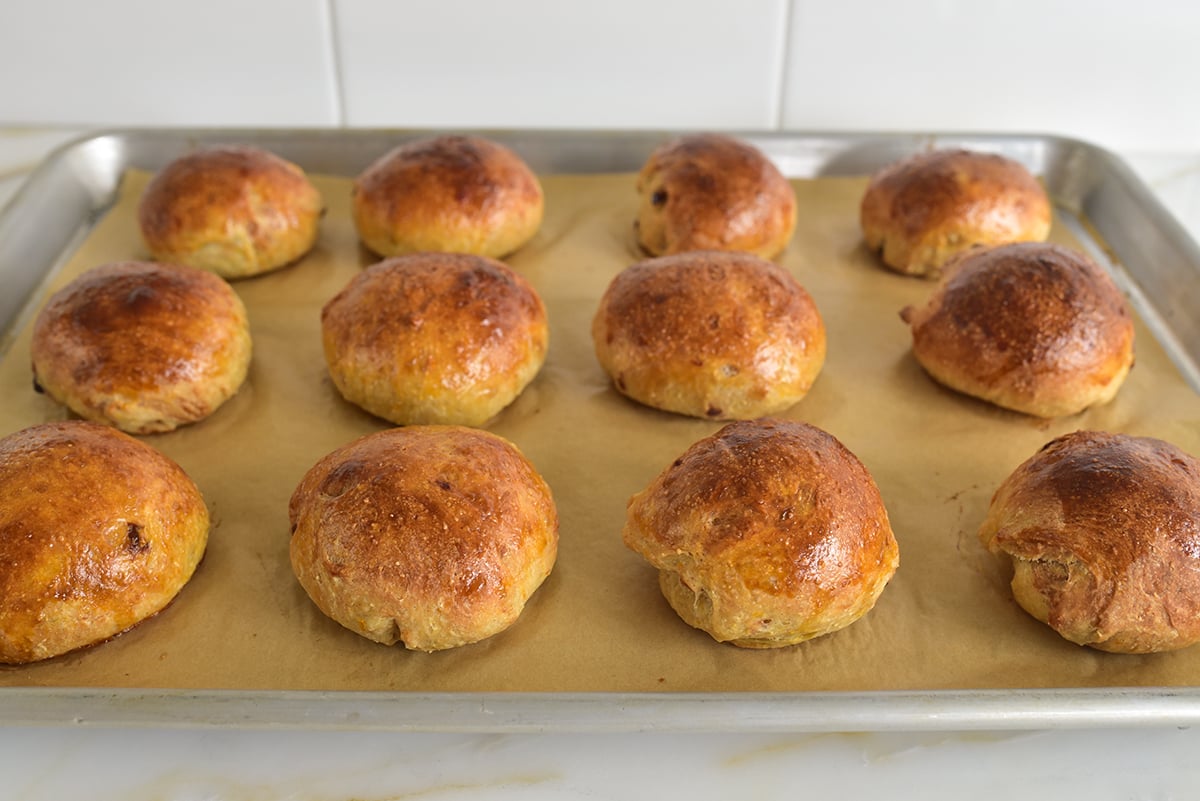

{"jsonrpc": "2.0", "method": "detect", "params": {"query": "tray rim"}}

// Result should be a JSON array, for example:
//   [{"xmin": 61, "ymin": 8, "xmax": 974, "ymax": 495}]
[
  {"xmin": 2, "ymin": 127, "xmax": 1200, "ymax": 732},
  {"xmin": 4, "ymin": 686, "xmax": 1200, "ymax": 732}
]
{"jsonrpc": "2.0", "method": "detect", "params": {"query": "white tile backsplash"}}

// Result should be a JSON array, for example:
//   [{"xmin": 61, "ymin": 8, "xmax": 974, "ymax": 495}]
[
  {"xmin": 332, "ymin": 0, "xmax": 789, "ymax": 129},
  {"xmin": 781, "ymin": 0, "xmax": 1200, "ymax": 152},
  {"xmin": 0, "ymin": 0, "xmax": 1196, "ymax": 152},
  {"xmin": 0, "ymin": 0, "xmax": 339, "ymax": 127}
]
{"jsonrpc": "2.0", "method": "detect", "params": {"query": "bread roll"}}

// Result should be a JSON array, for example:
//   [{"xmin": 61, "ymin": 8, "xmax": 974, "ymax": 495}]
[
  {"xmin": 31, "ymin": 261, "xmax": 252, "ymax": 434},
  {"xmin": 623, "ymin": 419, "xmax": 898, "ymax": 648},
  {"xmin": 289, "ymin": 426, "xmax": 558, "ymax": 652},
  {"xmin": 321, "ymin": 252, "xmax": 547, "ymax": 426},
  {"xmin": 138, "ymin": 145, "xmax": 322, "ymax": 278},
  {"xmin": 900, "ymin": 242, "xmax": 1134, "ymax": 418},
  {"xmin": 979, "ymin": 431, "xmax": 1200, "ymax": 653},
  {"xmin": 0, "ymin": 421, "xmax": 209, "ymax": 664},
  {"xmin": 861, "ymin": 148, "xmax": 1052, "ymax": 277},
  {"xmin": 592, "ymin": 250, "xmax": 825, "ymax": 420},
  {"xmin": 636, "ymin": 133, "xmax": 796, "ymax": 258},
  {"xmin": 352, "ymin": 135, "xmax": 543, "ymax": 258}
]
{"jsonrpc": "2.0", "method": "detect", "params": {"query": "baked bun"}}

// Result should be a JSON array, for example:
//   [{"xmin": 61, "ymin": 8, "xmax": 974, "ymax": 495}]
[
  {"xmin": 0, "ymin": 421, "xmax": 209, "ymax": 664},
  {"xmin": 623, "ymin": 418, "xmax": 898, "ymax": 648},
  {"xmin": 138, "ymin": 145, "xmax": 323, "ymax": 279},
  {"xmin": 289, "ymin": 426, "xmax": 558, "ymax": 652},
  {"xmin": 861, "ymin": 148, "xmax": 1052, "ymax": 277},
  {"xmin": 636, "ymin": 133, "xmax": 796, "ymax": 258},
  {"xmin": 321, "ymin": 252, "xmax": 547, "ymax": 426},
  {"xmin": 352, "ymin": 135, "xmax": 543, "ymax": 258},
  {"xmin": 980, "ymin": 431, "xmax": 1200, "ymax": 653},
  {"xmin": 31, "ymin": 261, "xmax": 252, "ymax": 434},
  {"xmin": 899, "ymin": 242, "xmax": 1134, "ymax": 418},
  {"xmin": 592, "ymin": 250, "xmax": 825, "ymax": 420}
]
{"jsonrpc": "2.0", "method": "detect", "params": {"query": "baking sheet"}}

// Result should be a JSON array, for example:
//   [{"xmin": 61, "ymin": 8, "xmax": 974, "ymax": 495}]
[{"xmin": 1, "ymin": 130, "xmax": 1199, "ymax": 730}]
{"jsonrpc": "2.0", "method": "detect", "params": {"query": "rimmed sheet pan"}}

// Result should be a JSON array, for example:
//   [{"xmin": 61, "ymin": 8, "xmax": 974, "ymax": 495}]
[{"xmin": 0, "ymin": 129, "xmax": 1198, "ymax": 731}]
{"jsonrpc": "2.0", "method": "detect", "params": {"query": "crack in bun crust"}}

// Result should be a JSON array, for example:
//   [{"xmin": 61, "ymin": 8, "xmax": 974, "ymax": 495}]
[{"xmin": 979, "ymin": 431, "xmax": 1200, "ymax": 653}]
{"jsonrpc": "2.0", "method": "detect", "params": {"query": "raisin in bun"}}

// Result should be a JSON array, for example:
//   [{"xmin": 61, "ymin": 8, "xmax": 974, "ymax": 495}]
[
  {"xmin": 352, "ymin": 135, "xmax": 543, "ymax": 258},
  {"xmin": 289, "ymin": 426, "xmax": 558, "ymax": 652},
  {"xmin": 138, "ymin": 145, "xmax": 323, "ymax": 278},
  {"xmin": 861, "ymin": 148, "xmax": 1052, "ymax": 277},
  {"xmin": 636, "ymin": 133, "xmax": 796, "ymax": 259},
  {"xmin": 592, "ymin": 250, "xmax": 825, "ymax": 420},
  {"xmin": 0, "ymin": 421, "xmax": 209, "ymax": 664},
  {"xmin": 321, "ymin": 252, "xmax": 547, "ymax": 426},
  {"xmin": 623, "ymin": 419, "xmax": 899, "ymax": 648},
  {"xmin": 31, "ymin": 261, "xmax": 252, "ymax": 434},
  {"xmin": 980, "ymin": 431, "xmax": 1200, "ymax": 654},
  {"xmin": 899, "ymin": 242, "xmax": 1134, "ymax": 418}
]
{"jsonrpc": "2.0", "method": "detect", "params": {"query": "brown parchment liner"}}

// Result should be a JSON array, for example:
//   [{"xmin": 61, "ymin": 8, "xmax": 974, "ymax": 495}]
[{"xmin": 2, "ymin": 167, "xmax": 1199, "ymax": 694}]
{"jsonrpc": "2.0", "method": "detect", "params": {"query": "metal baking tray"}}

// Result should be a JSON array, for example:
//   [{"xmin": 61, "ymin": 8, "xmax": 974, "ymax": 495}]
[{"xmin": 2, "ymin": 128, "xmax": 1199, "ymax": 732}]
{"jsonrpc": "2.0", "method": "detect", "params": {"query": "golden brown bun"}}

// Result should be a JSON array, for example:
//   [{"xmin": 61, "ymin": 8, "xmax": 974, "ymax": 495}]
[
  {"xmin": 0, "ymin": 421, "xmax": 209, "ymax": 664},
  {"xmin": 861, "ymin": 148, "xmax": 1052, "ymax": 277},
  {"xmin": 592, "ymin": 250, "xmax": 825, "ymax": 420},
  {"xmin": 624, "ymin": 419, "xmax": 898, "ymax": 648},
  {"xmin": 138, "ymin": 145, "xmax": 323, "ymax": 279},
  {"xmin": 321, "ymin": 253, "xmax": 547, "ymax": 426},
  {"xmin": 289, "ymin": 426, "xmax": 558, "ymax": 652},
  {"xmin": 30, "ymin": 261, "xmax": 252, "ymax": 434},
  {"xmin": 636, "ymin": 133, "xmax": 796, "ymax": 259},
  {"xmin": 980, "ymin": 431, "xmax": 1200, "ymax": 653},
  {"xmin": 352, "ymin": 135, "xmax": 544, "ymax": 258},
  {"xmin": 899, "ymin": 242, "xmax": 1134, "ymax": 418}
]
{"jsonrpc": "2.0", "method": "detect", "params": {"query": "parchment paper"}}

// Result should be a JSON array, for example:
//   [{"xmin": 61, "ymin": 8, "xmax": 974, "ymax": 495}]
[{"xmin": 1, "ymin": 166, "xmax": 1199, "ymax": 693}]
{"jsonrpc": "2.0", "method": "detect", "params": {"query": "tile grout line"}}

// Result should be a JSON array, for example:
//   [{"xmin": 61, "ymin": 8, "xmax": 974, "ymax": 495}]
[
  {"xmin": 772, "ymin": 0, "xmax": 795, "ymax": 131},
  {"xmin": 322, "ymin": 0, "xmax": 349, "ymax": 127}
]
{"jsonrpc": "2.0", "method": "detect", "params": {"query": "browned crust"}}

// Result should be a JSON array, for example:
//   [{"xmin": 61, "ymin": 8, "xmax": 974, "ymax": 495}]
[
  {"xmin": 979, "ymin": 431, "xmax": 1200, "ymax": 653},
  {"xmin": 138, "ymin": 145, "xmax": 323, "ymax": 278},
  {"xmin": 899, "ymin": 242, "xmax": 1135, "ymax": 418},
  {"xmin": 352, "ymin": 135, "xmax": 544, "ymax": 258},
  {"xmin": 321, "ymin": 252, "xmax": 548, "ymax": 426},
  {"xmin": 288, "ymin": 426, "xmax": 558, "ymax": 651},
  {"xmin": 623, "ymin": 418, "xmax": 899, "ymax": 647},
  {"xmin": 591, "ymin": 250, "xmax": 825, "ymax": 420},
  {"xmin": 861, "ymin": 149, "xmax": 1052, "ymax": 277},
  {"xmin": 30, "ymin": 261, "xmax": 252, "ymax": 434},
  {"xmin": 635, "ymin": 133, "xmax": 797, "ymax": 259},
  {"xmin": 0, "ymin": 421, "xmax": 209, "ymax": 664}
]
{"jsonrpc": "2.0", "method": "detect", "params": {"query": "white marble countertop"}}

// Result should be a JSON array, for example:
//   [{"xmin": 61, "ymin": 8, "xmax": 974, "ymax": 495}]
[{"xmin": 2, "ymin": 128, "xmax": 1200, "ymax": 800}]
